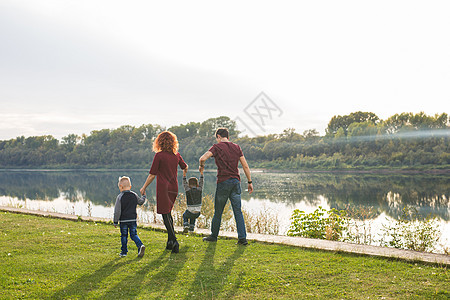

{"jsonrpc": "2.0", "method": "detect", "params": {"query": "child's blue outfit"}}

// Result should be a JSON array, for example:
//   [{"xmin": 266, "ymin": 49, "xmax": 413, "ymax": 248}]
[
  {"xmin": 182, "ymin": 175, "xmax": 203, "ymax": 231},
  {"xmin": 113, "ymin": 190, "xmax": 146, "ymax": 255}
]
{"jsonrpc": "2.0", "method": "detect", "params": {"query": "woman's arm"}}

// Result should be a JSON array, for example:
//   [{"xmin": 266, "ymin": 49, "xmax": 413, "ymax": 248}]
[{"xmin": 140, "ymin": 174, "xmax": 156, "ymax": 195}]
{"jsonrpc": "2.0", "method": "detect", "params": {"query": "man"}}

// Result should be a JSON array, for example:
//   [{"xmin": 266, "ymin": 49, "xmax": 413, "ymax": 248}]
[{"xmin": 199, "ymin": 128, "xmax": 253, "ymax": 245}]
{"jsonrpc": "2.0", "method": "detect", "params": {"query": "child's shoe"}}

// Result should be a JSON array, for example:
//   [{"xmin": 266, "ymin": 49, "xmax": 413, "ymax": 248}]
[
  {"xmin": 119, "ymin": 252, "xmax": 127, "ymax": 257},
  {"xmin": 138, "ymin": 245, "xmax": 145, "ymax": 258},
  {"xmin": 188, "ymin": 225, "xmax": 195, "ymax": 232},
  {"xmin": 183, "ymin": 226, "xmax": 189, "ymax": 234}
]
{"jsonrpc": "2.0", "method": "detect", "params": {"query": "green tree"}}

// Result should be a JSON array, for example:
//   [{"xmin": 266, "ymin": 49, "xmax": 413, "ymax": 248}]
[
  {"xmin": 326, "ymin": 111, "xmax": 379, "ymax": 136},
  {"xmin": 61, "ymin": 134, "xmax": 79, "ymax": 152},
  {"xmin": 168, "ymin": 122, "xmax": 200, "ymax": 140},
  {"xmin": 198, "ymin": 116, "xmax": 239, "ymax": 137}
]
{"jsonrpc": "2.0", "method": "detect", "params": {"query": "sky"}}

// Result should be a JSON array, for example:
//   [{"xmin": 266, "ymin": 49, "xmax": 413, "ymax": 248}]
[{"xmin": 1, "ymin": 0, "xmax": 449, "ymax": 140}]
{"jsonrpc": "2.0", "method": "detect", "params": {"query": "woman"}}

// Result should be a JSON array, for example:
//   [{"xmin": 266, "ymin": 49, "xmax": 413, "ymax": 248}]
[{"xmin": 140, "ymin": 131, "xmax": 188, "ymax": 253}]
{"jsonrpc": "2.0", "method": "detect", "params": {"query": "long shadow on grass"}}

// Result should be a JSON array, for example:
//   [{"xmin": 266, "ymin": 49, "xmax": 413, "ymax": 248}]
[
  {"xmin": 151, "ymin": 246, "xmax": 190, "ymax": 298},
  {"xmin": 51, "ymin": 258, "xmax": 135, "ymax": 299},
  {"xmin": 101, "ymin": 247, "xmax": 189, "ymax": 299},
  {"xmin": 184, "ymin": 242, "xmax": 246, "ymax": 299}
]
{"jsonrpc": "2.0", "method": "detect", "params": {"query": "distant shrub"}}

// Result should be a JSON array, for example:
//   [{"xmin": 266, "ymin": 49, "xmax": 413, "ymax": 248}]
[
  {"xmin": 287, "ymin": 206, "xmax": 347, "ymax": 241},
  {"xmin": 380, "ymin": 207, "xmax": 441, "ymax": 252}
]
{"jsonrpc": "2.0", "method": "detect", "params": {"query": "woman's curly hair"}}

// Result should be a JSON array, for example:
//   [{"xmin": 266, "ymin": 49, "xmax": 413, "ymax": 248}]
[{"xmin": 152, "ymin": 131, "xmax": 179, "ymax": 154}]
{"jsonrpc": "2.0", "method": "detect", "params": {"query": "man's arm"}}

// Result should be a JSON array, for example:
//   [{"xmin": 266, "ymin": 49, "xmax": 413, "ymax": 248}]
[
  {"xmin": 199, "ymin": 151, "xmax": 213, "ymax": 173},
  {"xmin": 239, "ymin": 155, "xmax": 253, "ymax": 194}
]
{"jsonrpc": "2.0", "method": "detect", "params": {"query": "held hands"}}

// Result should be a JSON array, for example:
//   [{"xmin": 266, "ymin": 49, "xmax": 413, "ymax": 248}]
[{"xmin": 183, "ymin": 166, "xmax": 188, "ymax": 177}]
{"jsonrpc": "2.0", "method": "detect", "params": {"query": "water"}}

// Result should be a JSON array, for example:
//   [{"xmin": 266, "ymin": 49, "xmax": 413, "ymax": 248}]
[{"xmin": 1, "ymin": 169, "xmax": 449, "ymax": 251}]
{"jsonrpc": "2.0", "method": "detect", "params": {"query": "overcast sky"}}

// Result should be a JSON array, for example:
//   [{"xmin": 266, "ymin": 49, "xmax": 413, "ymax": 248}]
[{"xmin": 1, "ymin": 0, "xmax": 449, "ymax": 140}]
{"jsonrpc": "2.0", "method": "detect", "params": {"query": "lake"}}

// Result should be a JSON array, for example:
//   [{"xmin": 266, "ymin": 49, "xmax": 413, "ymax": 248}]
[{"xmin": 1, "ymin": 169, "xmax": 449, "ymax": 252}]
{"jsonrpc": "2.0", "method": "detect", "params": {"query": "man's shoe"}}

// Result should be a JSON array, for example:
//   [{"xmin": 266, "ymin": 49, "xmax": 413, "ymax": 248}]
[
  {"xmin": 203, "ymin": 236, "xmax": 217, "ymax": 242},
  {"xmin": 119, "ymin": 252, "xmax": 127, "ymax": 257},
  {"xmin": 236, "ymin": 238, "xmax": 248, "ymax": 246},
  {"xmin": 138, "ymin": 245, "xmax": 145, "ymax": 257}
]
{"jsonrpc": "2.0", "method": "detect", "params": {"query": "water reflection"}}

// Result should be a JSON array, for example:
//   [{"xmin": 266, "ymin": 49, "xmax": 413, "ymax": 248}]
[
  {"xmin": 0, "ymin": 170, "xmax": 449, "ymax": 221},
  {"xmin": 248, "ymin": 172, "xmax": 450, "ymax": 221}
]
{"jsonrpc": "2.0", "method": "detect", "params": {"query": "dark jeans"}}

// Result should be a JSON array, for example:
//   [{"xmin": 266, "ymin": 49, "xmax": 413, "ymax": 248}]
[
  {"xmin": 120, "ymin": 221, "xmax": 143, "ymax": 254},
  {"xmin": 183, "ymin": 210, "xmax": 200, "ymax": 229},
  {"xmin": 210, "ymin": 178, "xmax": 246, "ymax": 239}
]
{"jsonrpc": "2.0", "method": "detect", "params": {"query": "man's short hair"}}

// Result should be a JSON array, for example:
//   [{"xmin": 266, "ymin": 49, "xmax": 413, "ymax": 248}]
[
  {"xmin": 118, "ymin": 176, "xmax": 131, "ymax": 188},
  {"xmin": 215, "ymin": 128, "xmax": 229, "ymax": 139},
  {"xmin": 188, "ymin": 177, "xmax": 199, "ymax": 188}
]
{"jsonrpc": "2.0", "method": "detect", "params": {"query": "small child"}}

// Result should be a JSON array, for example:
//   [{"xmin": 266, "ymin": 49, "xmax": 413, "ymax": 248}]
[
  {"xmin": 113, "ymin": 176, "xmax": 146, "ymax": 257},
  {"xmin": 182, "ymin": 168, "xmax": 204, "ymax": 233}
]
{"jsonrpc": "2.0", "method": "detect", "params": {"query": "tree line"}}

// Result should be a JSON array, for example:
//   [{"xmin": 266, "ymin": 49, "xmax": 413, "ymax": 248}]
[{"xmin": 0, "ymin": 112, "xmax": 448, "ymax": 169}]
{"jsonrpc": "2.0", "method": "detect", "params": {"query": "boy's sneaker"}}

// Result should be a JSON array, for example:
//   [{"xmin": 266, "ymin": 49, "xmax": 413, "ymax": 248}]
[
  {"xmin": 236, "ymin": 238, "xmax": 248, "ymax": 246},
  {"xmin": 138, "ymin": 245, "xmax": 145, "ymax": 258},
  {"xmin": 188, "ymin": 226, "xmax": 195, "ymax": 233},
  {"xmin": 119, "ymin": 252, "xmax": 127, "ymax": 257},
  {"xmin": 183, "ymin": 226, "xmax": 189, "ymax": 234},
  {"xmin": 203, "ymin": 235, "xmax": 217, "ymax": 242}
]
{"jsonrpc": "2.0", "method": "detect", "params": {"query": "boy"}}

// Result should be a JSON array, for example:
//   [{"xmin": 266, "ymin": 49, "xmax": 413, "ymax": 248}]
[
  {"xmin": 113, "ymin": 176, "xmax": 146, "ymax": 257},
  {"xmin": 182, "ymin": 168, "xmax": 204, "ymax": 233}
]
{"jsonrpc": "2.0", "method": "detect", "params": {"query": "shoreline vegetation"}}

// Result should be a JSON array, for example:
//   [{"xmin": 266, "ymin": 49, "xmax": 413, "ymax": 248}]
[
  {"xmin": 0, "ymin": 111, "xmax": 448, "ymax": 170},
  {"xmin": 1, "ymin": 212, "xmax": 449, "ymax": 299},
  {"xmin": 1, "ymin": 167, "xmax": 449, "ymax": 173}
]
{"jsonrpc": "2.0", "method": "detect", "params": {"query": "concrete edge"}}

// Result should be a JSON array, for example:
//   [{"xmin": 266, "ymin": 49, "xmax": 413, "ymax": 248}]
[{"xmin": 1, "ymin": 206, "xmax": 449, "ymax": 266}]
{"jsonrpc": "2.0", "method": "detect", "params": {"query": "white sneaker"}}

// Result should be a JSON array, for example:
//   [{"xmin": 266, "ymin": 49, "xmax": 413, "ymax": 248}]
[{"xmin": 138, "ymin": 245, "xmax": 145, "ymax": 257}]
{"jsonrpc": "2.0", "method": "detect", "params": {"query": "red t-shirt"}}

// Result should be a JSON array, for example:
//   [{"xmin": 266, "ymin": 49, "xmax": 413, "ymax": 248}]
[
  {"xmin": 209, "ymin": 142, "xmax": 243, "ymax": 183},
  {"xmin": 149, "ymin": 151, "xmax": 187, "ymax": 214}
]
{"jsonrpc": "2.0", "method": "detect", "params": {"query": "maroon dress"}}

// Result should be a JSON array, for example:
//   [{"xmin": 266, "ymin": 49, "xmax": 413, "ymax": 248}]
[{"xmin": 149, "ymin": 151, "xmax": 187, "ymax": 214}]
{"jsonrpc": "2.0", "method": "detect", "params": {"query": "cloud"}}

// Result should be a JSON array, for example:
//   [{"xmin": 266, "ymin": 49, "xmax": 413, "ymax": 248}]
[
  {"xmin": 0, "ymin": 4, "xmax": 256, "ymax": 139},
  {"xmin": 1, "ymin": 1, "xmax": 449, "ymax": 140}
]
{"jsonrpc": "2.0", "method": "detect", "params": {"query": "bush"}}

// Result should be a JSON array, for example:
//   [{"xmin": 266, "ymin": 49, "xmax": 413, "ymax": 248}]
[
  {"xmin": 287, "ymin": 206, "xmax": 347, "ymax": 241},
  {"xmin": 380, "ymin": 207, "xmax": 441, "ymax": 252}
]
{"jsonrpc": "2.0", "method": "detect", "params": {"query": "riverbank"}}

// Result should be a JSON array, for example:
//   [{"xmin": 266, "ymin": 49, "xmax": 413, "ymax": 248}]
[
  {"xmin": 1, "ymin": 211, "xmax": 449, "ymax": 299},
  {"xmin": 2, "ymin": 206, "xmax": 449, "ymax": 266}
]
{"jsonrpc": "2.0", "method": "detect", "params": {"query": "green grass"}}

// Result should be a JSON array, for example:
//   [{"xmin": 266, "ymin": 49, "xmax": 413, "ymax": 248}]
[{"xmin": 0, "ymin": 212, "xmax": 448, "ymax": 299}]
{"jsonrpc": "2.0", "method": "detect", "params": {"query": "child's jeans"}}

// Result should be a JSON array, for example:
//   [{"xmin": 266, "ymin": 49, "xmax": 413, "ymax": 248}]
[
  {"xmin": 120, "ymin": 221, "xmax": 143, "ymax": 254},
  {"xmin": 183, "ymin": 210, "xmax": 200, "ymax": 230}
]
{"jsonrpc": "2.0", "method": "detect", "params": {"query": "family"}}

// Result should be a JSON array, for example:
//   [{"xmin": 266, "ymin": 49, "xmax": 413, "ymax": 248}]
[{"xmin": 113, "ymin": 128, "xmax": 253, "ymax": 256}]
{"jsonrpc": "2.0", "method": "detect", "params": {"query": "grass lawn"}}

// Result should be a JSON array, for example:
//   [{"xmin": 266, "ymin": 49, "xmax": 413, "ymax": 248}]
[{"xmin": 0, "ymin": 212, "xmax": 448, "ymax": 299}]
